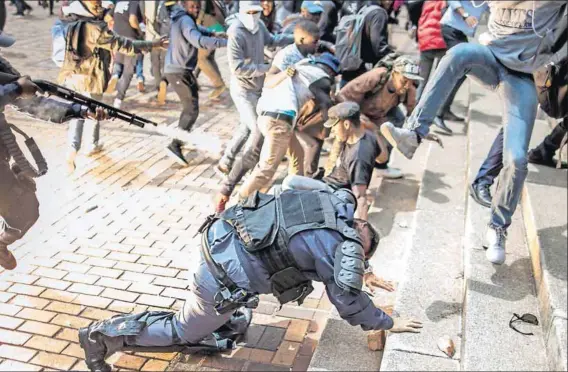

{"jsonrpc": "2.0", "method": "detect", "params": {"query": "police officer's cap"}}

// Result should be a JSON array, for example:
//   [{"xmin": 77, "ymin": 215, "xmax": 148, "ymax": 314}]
[{"xmin": 323, "ymin": 102, "xmax": 360, "ymax": 128}]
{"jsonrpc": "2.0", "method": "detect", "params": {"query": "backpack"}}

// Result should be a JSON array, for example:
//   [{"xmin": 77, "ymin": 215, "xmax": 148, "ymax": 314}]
[
  {"xmin": 335, "ymin": 5, "xmax": 381, "ymax": 72},
  {"xmin": 533, "ymin": 5, "xmax": 567, "ymax": 119},
  {"xmin": 366, "ymin": 52, "xmax": 401, "ymax": 97}
]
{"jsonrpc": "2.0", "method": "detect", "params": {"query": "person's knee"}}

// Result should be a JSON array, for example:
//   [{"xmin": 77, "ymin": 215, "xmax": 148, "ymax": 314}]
[{"xmin": 445, "ymin": 43, "xmax": 477, "ymax": 66}]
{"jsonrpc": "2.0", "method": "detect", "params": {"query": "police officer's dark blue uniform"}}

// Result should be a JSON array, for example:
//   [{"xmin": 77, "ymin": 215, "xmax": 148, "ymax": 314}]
[{"xmin": 78, "ymin": 187, "xmax": 400, "ymax": 372}]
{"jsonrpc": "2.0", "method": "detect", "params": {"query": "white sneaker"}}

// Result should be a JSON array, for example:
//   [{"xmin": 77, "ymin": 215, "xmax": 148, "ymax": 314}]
[
  {"xmin": 85, "ymin": 143, "xmax": 104, "ymax": 157},
  {"xmin": 483, "ymin": 226, "xmax": 507, "ymax": 265},
  {"xmin": 113, "ymin": 98, "xmax": 122, "ymax": 109},
  {"xmin": 375, "ymin": 167, "xmax": 403, "ymax": 179}
]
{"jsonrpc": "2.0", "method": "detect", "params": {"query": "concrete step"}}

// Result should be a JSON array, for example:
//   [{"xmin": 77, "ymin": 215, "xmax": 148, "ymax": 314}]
[
  {"xmin": 308, "ymin": 135, "xmax": 431, "ymax": 372},
  {"xmin": 462, "ymin": 82, "xmax": 549, "ymax": 371},
  {"xmin": 521, "ymin": 117, "xmax": 567, "ymax": 371},
  {"xmin": 380, "ymin": 83, "xmax": 471, "ymax": 370}
]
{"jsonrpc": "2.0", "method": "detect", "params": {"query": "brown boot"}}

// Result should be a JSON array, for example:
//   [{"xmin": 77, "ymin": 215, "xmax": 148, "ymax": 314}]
[{"xmin": 0, "ymin": 244, "xmax": 17, "ymax": 270}]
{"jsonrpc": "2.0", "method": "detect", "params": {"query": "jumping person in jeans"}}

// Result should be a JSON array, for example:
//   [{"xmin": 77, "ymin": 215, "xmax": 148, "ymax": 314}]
[
  {"xmin": 380, "ymin": 1, "xmax": 566, "ymax": 265},
  {"xmin": 215, "ymin": 0, "xmax": 293, "ymax": 176},
  {"xmin": 163, "ymin": 0, "xmax": 227, "ymax": 166}
]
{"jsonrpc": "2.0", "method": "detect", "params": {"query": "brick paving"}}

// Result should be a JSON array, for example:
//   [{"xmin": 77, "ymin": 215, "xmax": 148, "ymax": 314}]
[{"xmin": 0, "ymin": 9, "xmax": 332, "ymax": 372}]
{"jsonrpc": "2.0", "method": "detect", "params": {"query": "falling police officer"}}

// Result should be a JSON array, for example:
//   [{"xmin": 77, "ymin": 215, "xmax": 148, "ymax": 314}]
[{"xmin": 79, "ymin": 187, "xmax": 422, "ymax": 371}]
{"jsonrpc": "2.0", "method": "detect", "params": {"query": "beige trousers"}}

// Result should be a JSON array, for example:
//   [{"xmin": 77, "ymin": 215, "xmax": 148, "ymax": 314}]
[{"xmin": 238, "ymin": 116, "xmax": 293, "ymax": 198}]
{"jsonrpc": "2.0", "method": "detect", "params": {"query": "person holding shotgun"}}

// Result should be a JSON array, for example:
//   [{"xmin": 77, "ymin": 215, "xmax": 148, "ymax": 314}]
[
  {"xmin": 57, "ymin": 0, "xmax": 168, "ymax": 174},
  {"xmin": 0, "ymin": 32, "xmax": 112, "ymax": 270}
]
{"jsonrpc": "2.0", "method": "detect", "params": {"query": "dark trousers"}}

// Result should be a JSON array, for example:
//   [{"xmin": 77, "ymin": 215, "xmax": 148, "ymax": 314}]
[
  {"xmin": 115, "ymin": 53, "xmax": 137, "ymax": 101},
  {"xmin": 14, "ymin": 0, "xmax": 32, "ymax": 14},
  {"xmin": 151, "ymin": 49, "xmax": 167, "ymax": 84},
  {"xmin": 417, "ymin": 25, "xmax": 468, "ymax": 115},
  {"xmin": 474, "ymin": 118, "xmax": 568, "ymax": 186},
  {"xmin": 221, "ymin": 128, "xmax": 265, "ymax": 196},
  {"xmin": 164, "ymin": 71, "xmax": 200, "ymax": 148}
]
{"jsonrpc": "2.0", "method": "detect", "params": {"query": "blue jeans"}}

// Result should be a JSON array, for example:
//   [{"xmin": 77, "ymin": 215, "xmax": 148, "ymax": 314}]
[
  {"xmin": 474, "ymin": 128, "xmax": 504, "ymax": 187},
  {"xmin": 407, "ymin": 43, "xmax": 538, "ymax": 229},
  {"xmin": 67, "ymin": 93, "xmax": 102, "ymax": 151}
]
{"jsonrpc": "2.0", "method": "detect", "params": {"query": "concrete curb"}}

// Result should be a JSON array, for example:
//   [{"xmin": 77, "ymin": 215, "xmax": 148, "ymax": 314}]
[{"xmin": 521, "ymin": 171, "xmax": 568, "ymax": 371}]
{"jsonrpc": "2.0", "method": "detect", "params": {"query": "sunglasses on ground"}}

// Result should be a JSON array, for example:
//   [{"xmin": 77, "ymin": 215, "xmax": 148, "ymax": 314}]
[{"xmin": 509, "ymin": 313, "xmax": 539, "ymax": 335}]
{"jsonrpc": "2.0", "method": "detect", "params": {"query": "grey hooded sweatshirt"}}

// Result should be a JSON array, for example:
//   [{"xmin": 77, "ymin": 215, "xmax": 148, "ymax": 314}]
[{"xmin": 483, "ymin": 0, "xmax": 566, "ymax": 74}]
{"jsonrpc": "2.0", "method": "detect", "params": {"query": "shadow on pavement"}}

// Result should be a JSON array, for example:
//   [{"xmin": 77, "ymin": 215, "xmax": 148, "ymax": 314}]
[
  {"xmin": 421, "ymin": 170, "xmax": 451, "ymax": 205},
  {"xmin": 468, "ymin": 257, "xmax": 535, "ymax": 302}
]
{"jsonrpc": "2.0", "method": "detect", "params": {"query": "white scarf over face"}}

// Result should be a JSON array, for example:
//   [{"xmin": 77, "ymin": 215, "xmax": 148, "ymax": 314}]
[{"xmin": 238, "ymin": 12, "xmax": 261, "ymax": 34}]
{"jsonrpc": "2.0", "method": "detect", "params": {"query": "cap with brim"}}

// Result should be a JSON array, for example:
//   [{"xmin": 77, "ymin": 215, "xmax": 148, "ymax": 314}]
[
  {"xmin": 323, "ymin": 102, "xmax": 360, "ymax": 128},
  {"xmin": 302, "ymin": 1, "xmax": 324, "ymax": 14},
  {"xmin": 393, "ymin": 57, "xmax": 424, "ymax": 81},
  {"xmin": 323, "ymin": 117, "xmax": 341, "ymax": 129},
  {"xmin": 0, "ymin": 33, "xmax": 16, "ymax": 48},
  {"xmin": 240, "ymin": 0, "xmax": 263, "ymax": 13}
]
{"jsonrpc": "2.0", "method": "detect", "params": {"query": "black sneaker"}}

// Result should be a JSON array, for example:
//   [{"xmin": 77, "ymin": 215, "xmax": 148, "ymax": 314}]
[
  {"xmin": 469, "ymin": 183, "xmax": 492, "ymax": 208},
  {"xmin": 433, "ymin": 116, "xmax": 453, "ymax": 135},
  {"xmin": 527, "ymin": 149, "xmax": 555, "ymax": 167},
  {"xmin": 443, "ymin": 110, "xmax": 465, "ymax": 122},
  {"xmin": 165, "ymin": 144, "xmax": 189, "ymax": 166}
]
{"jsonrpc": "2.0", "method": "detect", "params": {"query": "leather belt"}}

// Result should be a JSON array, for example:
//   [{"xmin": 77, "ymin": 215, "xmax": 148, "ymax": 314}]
[{"xmin": 260, "ymin": 111, "xmax": 294, "ymax": 125}]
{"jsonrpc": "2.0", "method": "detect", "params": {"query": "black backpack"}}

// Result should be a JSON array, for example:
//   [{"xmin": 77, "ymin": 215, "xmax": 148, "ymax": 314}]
[{"xmin": 533, "ymin": 5, "xmax": 567, "ymax": 119}]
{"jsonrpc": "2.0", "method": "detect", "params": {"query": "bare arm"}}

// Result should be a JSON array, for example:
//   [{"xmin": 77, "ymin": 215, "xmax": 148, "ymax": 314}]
[{"xmin": 352, "ymin": 184, "xmax": 369, "ymax": 220}]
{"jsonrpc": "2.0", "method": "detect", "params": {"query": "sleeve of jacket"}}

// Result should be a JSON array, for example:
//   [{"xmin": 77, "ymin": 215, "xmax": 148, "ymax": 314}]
[
  {"xmin": 95, "ymin": 26, "xmax": 154, "ymax": 55},
  {"xmin": 339, "ymin": 69, "xmax": 385, "ymax": 104},
  {"xmin": 312, "ymin": 242, "xmax": 394, "ymax": 331},
  {"xmin": 0, "ymin": 84, "xmax": 22, "ymax": 107},
  {"xmin": 447, "ymin": 1, "xmax": 464, "ymax": 12},
  {"xmin": 182, "ymin": 16, "xmax": 227, "ymax": 50},
  {"xmin": 367, "ymin": 9, "xmax": 392, "ymax": 61},
  {"xmin": 264, "ymin": 23, "xmax": 294, "ymax": 48},
  {"xmin": 12, "ymin": 96, "xmax": 84, "ymax": 123},
  {"xmin": 228, "ymin": 30, "xmax": 269, "ymax": 78}
]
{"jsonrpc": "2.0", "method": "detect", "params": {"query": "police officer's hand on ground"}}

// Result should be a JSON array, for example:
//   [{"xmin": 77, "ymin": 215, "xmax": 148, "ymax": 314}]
[
  {"xmin": 364, "ymin": 272, "xmax": 395, "ymax": 293},
  {"xmin": 390, "ymin": 316, "xmax": 423, "ymax": 333},
  {"xmin": 16, "ymin": 76, "xmax": 41, "ymax": 98}
]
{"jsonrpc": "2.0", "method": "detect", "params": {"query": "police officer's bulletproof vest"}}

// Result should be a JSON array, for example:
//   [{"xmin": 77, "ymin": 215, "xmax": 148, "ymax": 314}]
[{"xmin": 220, "ymin": 189, "xmax": 366, "ymax": 305}]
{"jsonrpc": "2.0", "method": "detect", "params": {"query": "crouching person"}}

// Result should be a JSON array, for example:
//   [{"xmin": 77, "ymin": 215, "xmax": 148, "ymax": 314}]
[
  {"xmin": 284, "ymin": 102, "xmax": 384, "ymax": 221},
  {"xmin": 79, "ymin": 188, "xmax": 422, "ymax": 371}
]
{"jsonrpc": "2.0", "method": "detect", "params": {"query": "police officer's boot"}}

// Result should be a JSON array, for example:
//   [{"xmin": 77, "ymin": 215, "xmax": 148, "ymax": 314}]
[
  {"xmin": 79, "ymin": 324, "xmax": 125, "ymax": 372},
  {"xmin": 79, "ymin": 312, "xmax": 165, "ymax": 372}
]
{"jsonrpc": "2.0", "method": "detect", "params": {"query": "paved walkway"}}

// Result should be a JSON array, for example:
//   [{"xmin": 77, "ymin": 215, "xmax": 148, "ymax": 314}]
[{"xmin": 0, "ymin": 10, "xmax": 331, "ymax": 372}]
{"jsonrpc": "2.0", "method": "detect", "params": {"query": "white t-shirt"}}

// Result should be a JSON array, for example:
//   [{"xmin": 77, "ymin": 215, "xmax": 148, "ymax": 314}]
[{"xmin": 257, "ymin": 47, "xmax": 329, "ymax": 122}]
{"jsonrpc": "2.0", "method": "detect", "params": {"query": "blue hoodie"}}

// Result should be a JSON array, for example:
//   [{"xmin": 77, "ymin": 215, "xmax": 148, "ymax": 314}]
[{"xmin": 164, "ymin": 5, "xmax": 227, "ymax": 74}]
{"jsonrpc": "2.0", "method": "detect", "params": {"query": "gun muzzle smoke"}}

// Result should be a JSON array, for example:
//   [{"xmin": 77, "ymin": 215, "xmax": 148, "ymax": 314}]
[{"xmin": 153, "ymin": 125, "xmax": 224, "ymax": 156}]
